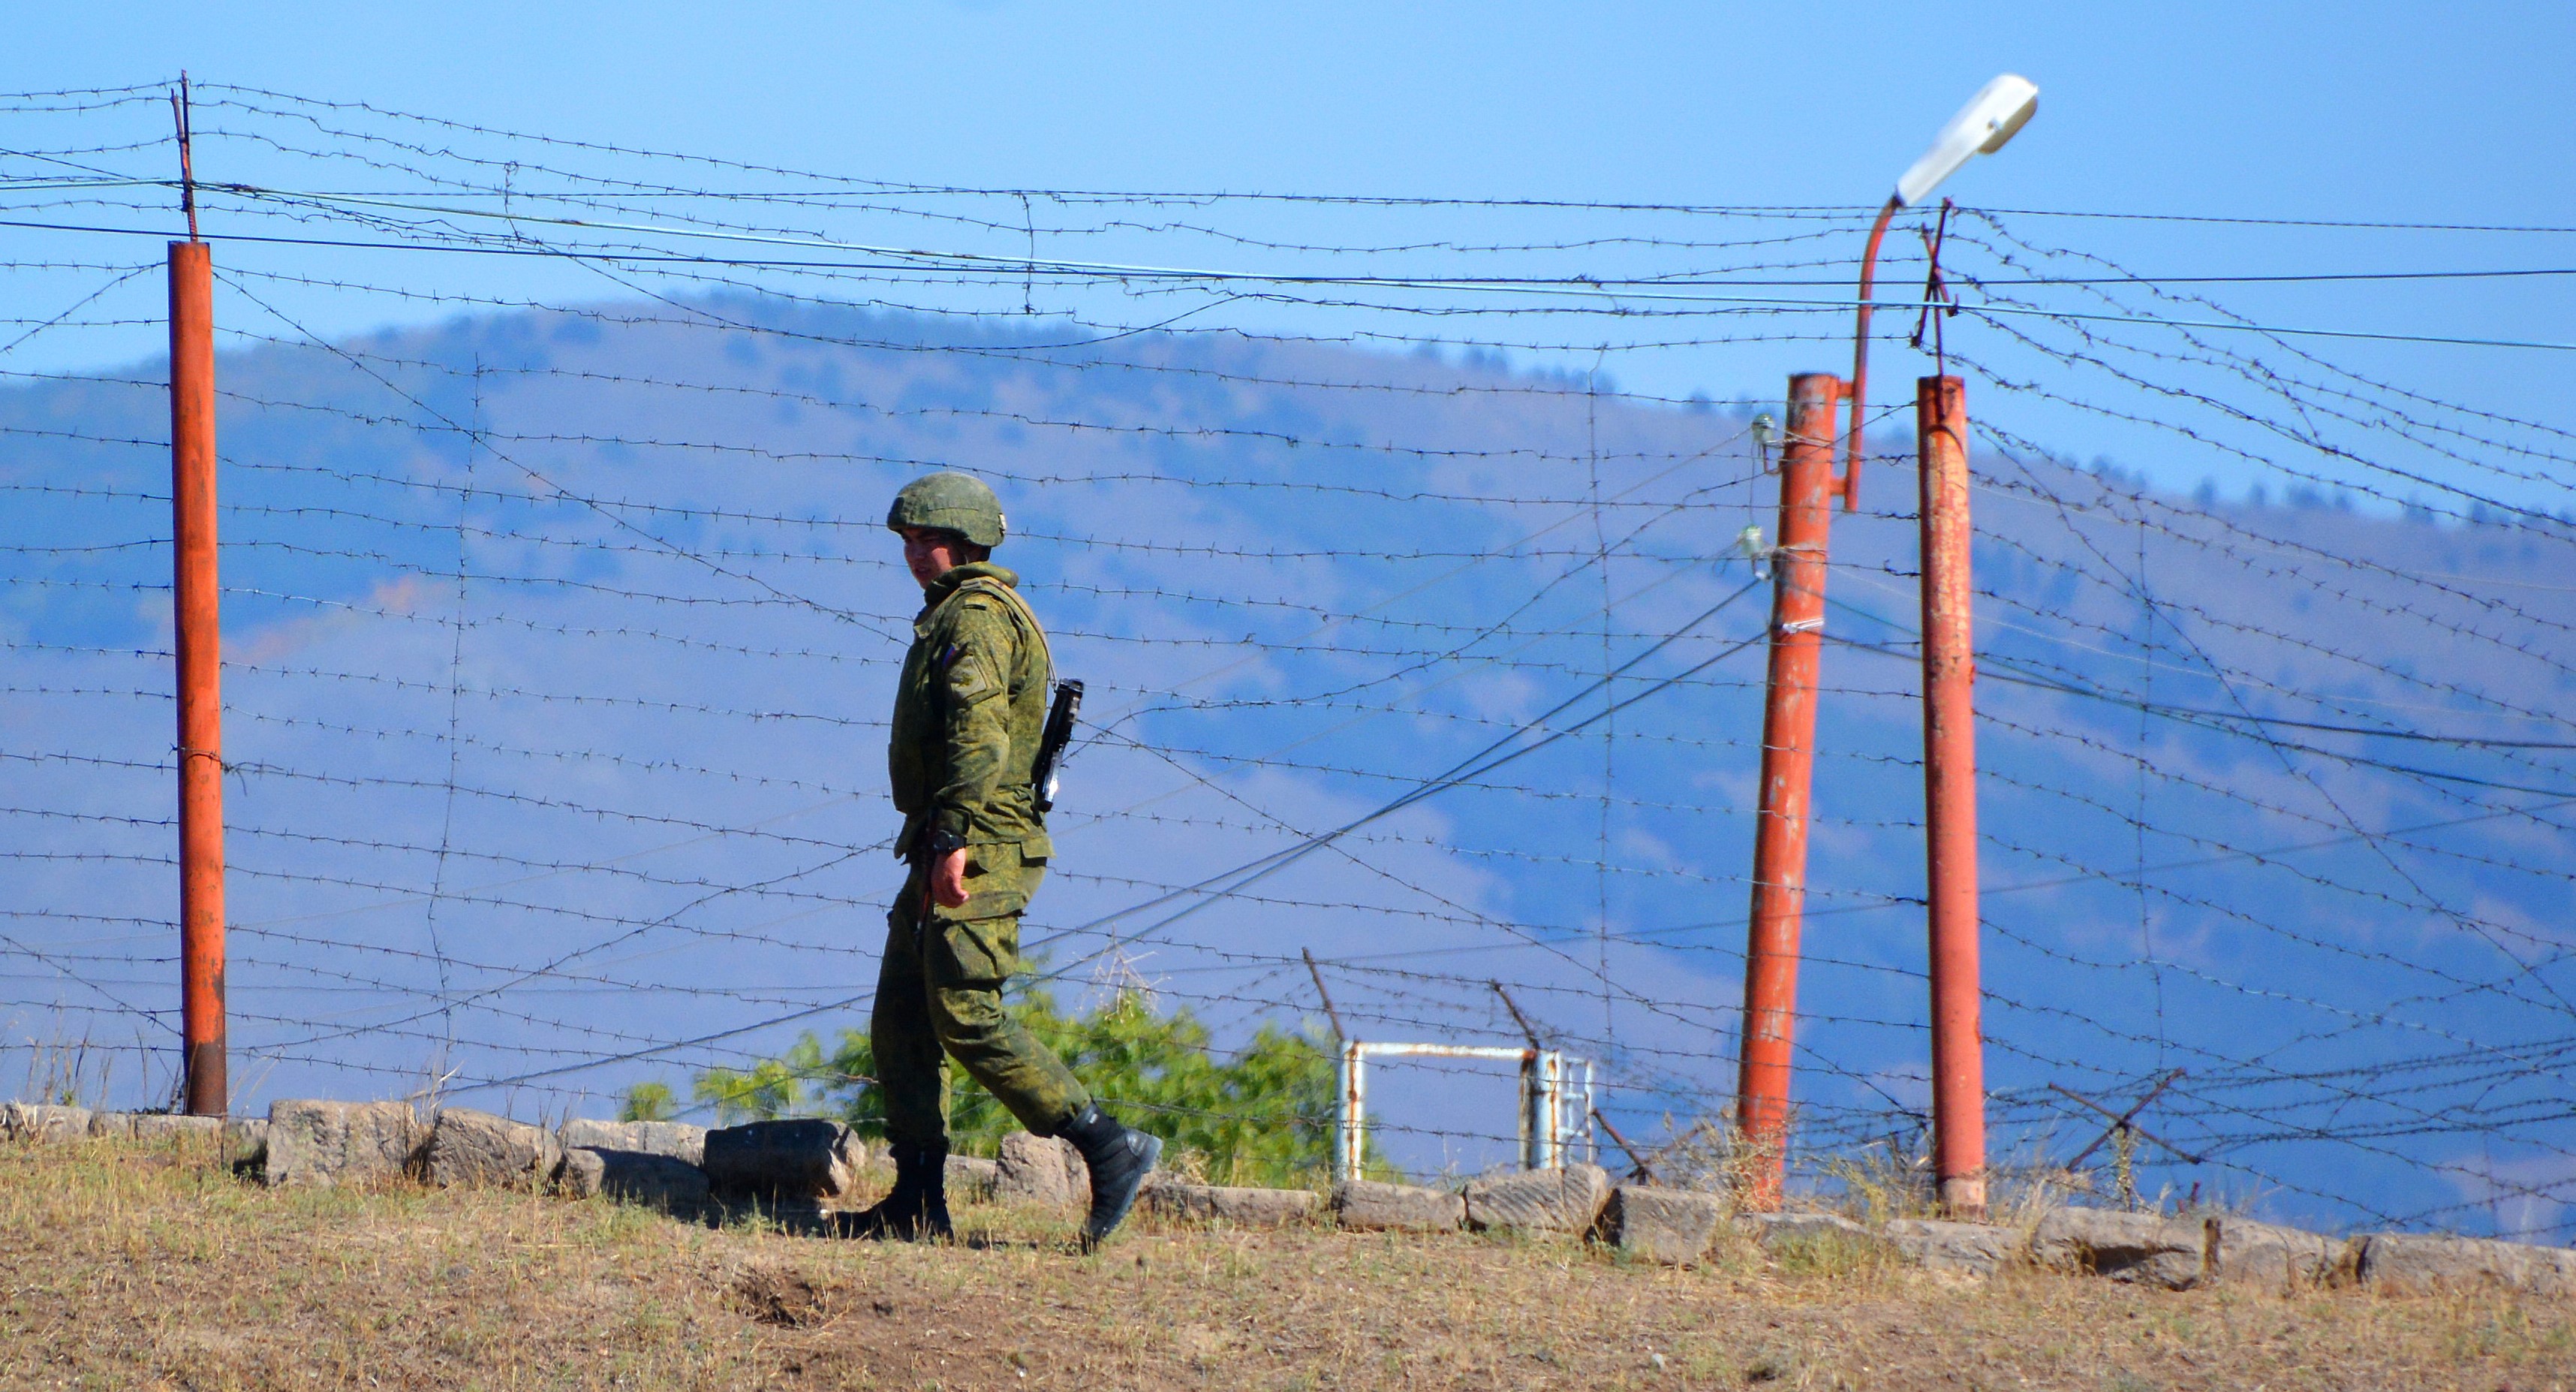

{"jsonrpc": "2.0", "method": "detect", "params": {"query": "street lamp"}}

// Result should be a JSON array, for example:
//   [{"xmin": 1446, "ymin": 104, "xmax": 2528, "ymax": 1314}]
[{"xmin": 1840, "ymin": 74, "xmax": 2039, "ymax": 510}]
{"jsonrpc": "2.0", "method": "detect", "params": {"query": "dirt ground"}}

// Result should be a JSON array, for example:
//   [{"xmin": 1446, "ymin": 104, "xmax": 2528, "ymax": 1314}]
[{"xmin": 2, "ymin": 1134, "xmax": 2569, "ymax": 1390}]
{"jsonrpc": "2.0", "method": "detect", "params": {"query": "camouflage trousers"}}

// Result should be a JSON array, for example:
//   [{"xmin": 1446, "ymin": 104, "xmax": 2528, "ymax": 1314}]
[{"xmin": 872, "ymin": 841, "xmax": 1090, "ymax": 1146}]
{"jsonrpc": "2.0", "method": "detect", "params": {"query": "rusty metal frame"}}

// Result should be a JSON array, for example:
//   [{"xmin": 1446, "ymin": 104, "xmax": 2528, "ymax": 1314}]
[{"xmin": 1334, "ymin": 1040, "xmax": 1593, "ymax": 1186}]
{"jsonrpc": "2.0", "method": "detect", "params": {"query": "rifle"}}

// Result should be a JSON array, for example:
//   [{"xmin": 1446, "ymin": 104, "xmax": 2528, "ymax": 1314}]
[{"xmin": 1031, "ymin": 679, "xmax": 1084, "ymax": 814}]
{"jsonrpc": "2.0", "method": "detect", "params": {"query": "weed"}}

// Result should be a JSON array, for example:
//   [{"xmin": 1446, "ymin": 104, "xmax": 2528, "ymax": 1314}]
[
  {"xmin": 1741, "ymin": 1344, "xmax": 1798, "ymax": 1383},
  {"xmin": 1818, "ymin": 1142, "xmax": 1937, "ymax": 1225},
  {"xmin": 1764, "ymin": 1228, "xmax": 1895, "ymax": 1284},
  {"xmin": 734, "ymin": 1264, "xmax": 840, "ymax": 1328},
  {"xmin": 1, "ymin": 1134, "xmax": 2567, "ymax": 1389}
]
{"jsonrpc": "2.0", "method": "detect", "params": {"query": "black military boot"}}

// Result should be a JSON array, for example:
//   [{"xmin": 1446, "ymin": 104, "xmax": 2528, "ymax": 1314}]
[
  {"xmin": 837, "ymin": 1137, "xmax": 952, "ymax": 1241},
  {"xmin": 1058, "ymin": 1104, "xmax": 1163, "ymax": 1251}
]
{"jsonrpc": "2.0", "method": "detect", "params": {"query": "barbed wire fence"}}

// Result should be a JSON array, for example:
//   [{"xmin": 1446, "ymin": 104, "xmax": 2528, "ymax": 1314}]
[{"xmin": 4, "ymin": 80, "xmax": 2573, "ymax": 1240}]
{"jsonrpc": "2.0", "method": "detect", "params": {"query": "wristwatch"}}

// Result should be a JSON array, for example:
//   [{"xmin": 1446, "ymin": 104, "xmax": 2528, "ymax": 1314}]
[{"xmin": 927, "ymin": 828, "xmax": 968, "ymax": 857}]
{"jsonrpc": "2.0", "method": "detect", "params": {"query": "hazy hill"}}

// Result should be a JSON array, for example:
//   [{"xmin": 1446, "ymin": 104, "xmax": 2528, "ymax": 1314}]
[{"xmin": 5, "ymin": 294, "xmax": 2571, "ymax": 1237}]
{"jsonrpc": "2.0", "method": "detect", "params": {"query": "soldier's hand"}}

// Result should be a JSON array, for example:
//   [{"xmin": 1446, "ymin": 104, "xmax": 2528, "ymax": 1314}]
[{"xmin": 931, "ymin": 846, "xmax": 972, "ymax": 908}]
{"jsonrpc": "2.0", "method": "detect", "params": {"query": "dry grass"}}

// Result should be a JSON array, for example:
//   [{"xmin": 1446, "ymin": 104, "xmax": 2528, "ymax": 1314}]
[{"xmin": 3, "ymin": 1134, "xmax": 2571, "ymax": 1390}]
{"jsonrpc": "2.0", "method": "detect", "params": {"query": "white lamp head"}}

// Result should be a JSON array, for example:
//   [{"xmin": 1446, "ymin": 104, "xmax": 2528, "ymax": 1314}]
[{"xmin": 1893, "ymin": 74, "xmax": 2039, "ymax": 208}]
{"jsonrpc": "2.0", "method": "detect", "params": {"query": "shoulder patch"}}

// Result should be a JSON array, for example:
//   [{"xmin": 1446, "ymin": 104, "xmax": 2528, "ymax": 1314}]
[
  {"xmin": 947, "ymin": 651, "xmax": 996, "ymax": 701},
  {"xmin": 938, "ymin": 577, "xmax": 1049, "ymax": 691}
]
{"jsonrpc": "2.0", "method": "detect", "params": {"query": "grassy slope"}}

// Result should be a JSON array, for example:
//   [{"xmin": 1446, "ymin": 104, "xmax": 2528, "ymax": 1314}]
[{"xmin": 4, "ymin": 1135, "xmax": 2570, "ymax": 1391}]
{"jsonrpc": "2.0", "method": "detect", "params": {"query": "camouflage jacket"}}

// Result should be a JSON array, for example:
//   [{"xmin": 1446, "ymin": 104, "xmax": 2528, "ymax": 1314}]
[{"xmin": 889, "ymin": 562, "xmax": 1055, "ymax": 860}]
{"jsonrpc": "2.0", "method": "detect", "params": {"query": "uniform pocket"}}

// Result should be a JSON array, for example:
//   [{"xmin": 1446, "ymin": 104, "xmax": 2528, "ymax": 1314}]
[
  {"xmin": 930, "ymin": 914, "xmax": 1021, "ymax": 987},
  {"xmin": 945, "ymin": 840, "xmax": 1032, "ymax": 921}
]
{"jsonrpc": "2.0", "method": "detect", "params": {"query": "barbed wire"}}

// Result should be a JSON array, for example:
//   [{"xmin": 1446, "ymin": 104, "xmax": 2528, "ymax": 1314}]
[{"xmin": 5, "ymin": 81, "xmax": 2574, "ymax": 1240}]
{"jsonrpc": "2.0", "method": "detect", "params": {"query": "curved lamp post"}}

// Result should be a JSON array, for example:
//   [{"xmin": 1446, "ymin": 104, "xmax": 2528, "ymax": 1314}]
[{"xmin": 1840, "ymin": 74, "xmax": 2039, "ymax": 510}]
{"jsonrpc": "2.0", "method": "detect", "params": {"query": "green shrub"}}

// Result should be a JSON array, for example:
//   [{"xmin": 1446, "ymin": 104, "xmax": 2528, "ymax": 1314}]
[{"xmin": 616, "ymin": 1080, "xmax": 679, "ymax": 1122}]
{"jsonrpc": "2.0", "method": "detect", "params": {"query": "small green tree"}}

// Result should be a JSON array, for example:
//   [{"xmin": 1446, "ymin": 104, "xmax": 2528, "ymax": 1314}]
[
  {"xmin": 617, "ymin": 1080, "xmax": 679, "ymax": 1122},
  {"xmin": 693, "ymin": 1033, "xmax": 829, "ymax": 1124}
]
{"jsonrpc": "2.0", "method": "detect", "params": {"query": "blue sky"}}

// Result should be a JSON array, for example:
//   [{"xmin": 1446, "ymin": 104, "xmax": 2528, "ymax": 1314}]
[
  {"xmin": 7, "ymin": 2, "xmax": 2564, "ymax": 220},
  {"xmin": 8, "ymin": 2, "xmax": 2574, "ymax": 434}
]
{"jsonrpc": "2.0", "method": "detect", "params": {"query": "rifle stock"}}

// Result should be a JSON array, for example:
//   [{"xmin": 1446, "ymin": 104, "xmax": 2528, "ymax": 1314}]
[{"xmin": 1033, "ymin": 679, "xmax": 1084, "ymax": 813}]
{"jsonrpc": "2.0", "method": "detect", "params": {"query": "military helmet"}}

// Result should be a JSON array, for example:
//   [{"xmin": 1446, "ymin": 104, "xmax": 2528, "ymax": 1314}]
[{"xmin": 886, "ymin": 472, "xmax": 1007, "ymax": 549}]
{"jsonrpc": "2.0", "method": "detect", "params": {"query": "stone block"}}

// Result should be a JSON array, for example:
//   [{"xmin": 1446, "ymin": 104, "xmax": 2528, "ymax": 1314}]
[
  {"xmin": 2355, "ymin": 1233, "xmax": 2576, "ymax": 1297},
  {"xmin": 1334, "ymin": 1180, "xmax": 1465, "ymax": 1232},
  {"xmin": 1465, "ymin": 1164, "xmax": 1610, "ymax": 1236},
  {"xmin": 946, "ymin": 1154, "xmax": 999, "ymax": 1202},
  {"xmin": 558, "ymin": 1118, "xmax": 706, "ymax": 1167},
  {"xmin": 557, "ymin": 1146, "xmax": 713, "ymax": 1213},
  {"xmin": 700, "ymin": 1119, "xmax": 866, "ymax": 1205},
  {"xmin": 1142, "ymin": 1182, "xmax": 1321, "ymax": 1228},
  {"xmin": 2207, "ymin": 1216, "xmax": 2342, "ymax": 1289},
  {"xmin": 995, "ymin": 1132, "xmax": 1088, "ymax": 1209},
  {"xmin": 1737, "ymin": 1210, "xmax": 1870, "ymax": 1247},
  {"xmin": 1599, "ymin": 1186, "xmax": 1726, "ymax": 1265},
  {"xmin": 136, "ymin": 1112, "xmax": 226, "ymax": 1142},
  {"xmin": 554, "ymin": 1146, "xmax": 606, "ymax": 1197},
  {"xmin": 2, "ymin": 1103, "xmax": 92, "ymax": 1143},
  {"xmin": 423, "ymin": 1107, "xmax": 562, "ymax": 1189},
  {"xmin": 2032, "ymin": 1207, "xmax": 2208, "ymax": 1289},
  {"xmin": 225, "ymin": 1118, "xmax": 269, "ymax": 1175},
  {"xmin": 86, "ymin": 1112, "xmax": 225, "ymax": 1144},
  {"xmin": 1882, "ymin": 1219, "xmax": 2017, "ymax": 1277},
  {"xmin": 264, "ymin": 1100, "xmax": 422, "ymax": 1188}
]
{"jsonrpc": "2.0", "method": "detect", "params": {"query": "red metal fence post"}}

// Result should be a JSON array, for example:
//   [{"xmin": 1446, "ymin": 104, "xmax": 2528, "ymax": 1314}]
[
  {"xmin": 1916, "ymin": 374, "xmax": 1987, "ymax": 1218},
  {"xmin": 1735, "ymin": 371, "xmax": 1841, "ymax": 1208},
  {"xmin": 170, "ymin": 237, "xmax": 227, "ymax": 1116}
]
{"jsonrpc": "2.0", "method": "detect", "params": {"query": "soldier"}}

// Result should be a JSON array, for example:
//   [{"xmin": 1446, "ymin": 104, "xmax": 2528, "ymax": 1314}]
[{"xmin": 840, "ymin": 472, "xmax": 1162, "ymax": 1249}]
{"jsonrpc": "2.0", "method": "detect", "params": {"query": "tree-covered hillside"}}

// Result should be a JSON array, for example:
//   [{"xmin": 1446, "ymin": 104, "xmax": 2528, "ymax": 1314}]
[{"xmin": 6, "ymin": 295, "xmax": 2571, "ymax": 1235}]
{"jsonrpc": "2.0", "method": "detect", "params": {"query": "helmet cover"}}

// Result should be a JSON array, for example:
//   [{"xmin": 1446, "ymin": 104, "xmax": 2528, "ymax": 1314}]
[{"xmin": 886, "ymin": 472, "xmax": 1007, "ymax": 549}]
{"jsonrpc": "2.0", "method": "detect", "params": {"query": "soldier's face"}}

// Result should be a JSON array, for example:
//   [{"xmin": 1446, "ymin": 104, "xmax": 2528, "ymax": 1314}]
[{"xmin": 900, "ymin": 526, "xmax": 965, "ymax": 588}]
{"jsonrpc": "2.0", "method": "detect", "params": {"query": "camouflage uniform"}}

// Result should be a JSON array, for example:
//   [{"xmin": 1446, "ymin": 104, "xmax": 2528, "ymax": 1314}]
[{"xmin": 875, "ymin": 559, "xmax": 1090, "ymax": 1144}]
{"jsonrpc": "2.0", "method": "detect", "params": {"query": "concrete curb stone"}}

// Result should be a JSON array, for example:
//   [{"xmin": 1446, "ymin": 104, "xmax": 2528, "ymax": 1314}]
[
  {"xmin": 558, "ymin": 1118, "xmax": 707, "ymax": 1167},
  {"xmin": 946, "ymin": 1154, "xmax": 1000, "ymax": 1202},
  {"xmin": 558, "ymin": 1145, "xmax": 714, "ymax": 1214},
  {"xmin": 1335, "ymin": 1180, "xmax": 1465, "ymax": 1231},
  {"xmin": 2032, "ymin": 1207, "xmax": 2208, "ymax": 1289},
  {"xmin": 701, "ymin": 1119, "xmax": 868, "ymax": 1207},
  {"xmin": 2355, "ymin": 1232, "xmax": 2576, "ymax": 1296},
  {"xmin": 85, "ymin": 1111, "xmax": 226, "ymax": 1142},
  {"xmin": 995, "ymin": 1132, "xmax": 1088, "ymax": 1209},
  {"xmin": 263, "ymin": 1099, "xmax": 421, "ymax": 1189},
  {"xmin": 423, "ymin": 1107, "xmax": 563, "ymax": 1189},
  {"xmin": 1, "ymin": 1103, "xmax": 92, "ymax": 1143},
  {"xmin": 2207, "ymin": 1216, "xmax": 2343, "ymax": 1290},
  {"xmin": 1464, "ymin": 1164, "xmax": 1610, "ymax": 1236},
  {"xmin": 1598, "ymin": 1185, "xmax": 1726, "ymax": 1264},
  {"xmin": 1737, "ymin": 1210, "xmax": 1870, "ymax": 1248},
  {"xmin": 1142, "ymin": 1181, "xmax": 1321, "ymax": 1228},
  {"xmin": 1882, "ymin": 1218, "xmax": 2017, "ymax": 1277},
  {"xmin": 225, "ymin": 1118, "xmax": 269, "ymax": 1175}
]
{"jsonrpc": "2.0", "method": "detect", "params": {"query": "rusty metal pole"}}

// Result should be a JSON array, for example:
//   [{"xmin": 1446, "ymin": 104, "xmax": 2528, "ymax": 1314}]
[
  {"xmin": 1734, "ymin": 372, "xmax": 1840, "ymax": 1209},
  {"xmin": 1916, "ymin": 374, "xmax": 1986, "ymax": 1218},
  {"xmin": 170, "ymin": 237, "xmax": 227, "ymax": 1116},
  {"xmin": 1840, "ymin": 195, "xmax": 1901, "ymax": 514}
]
